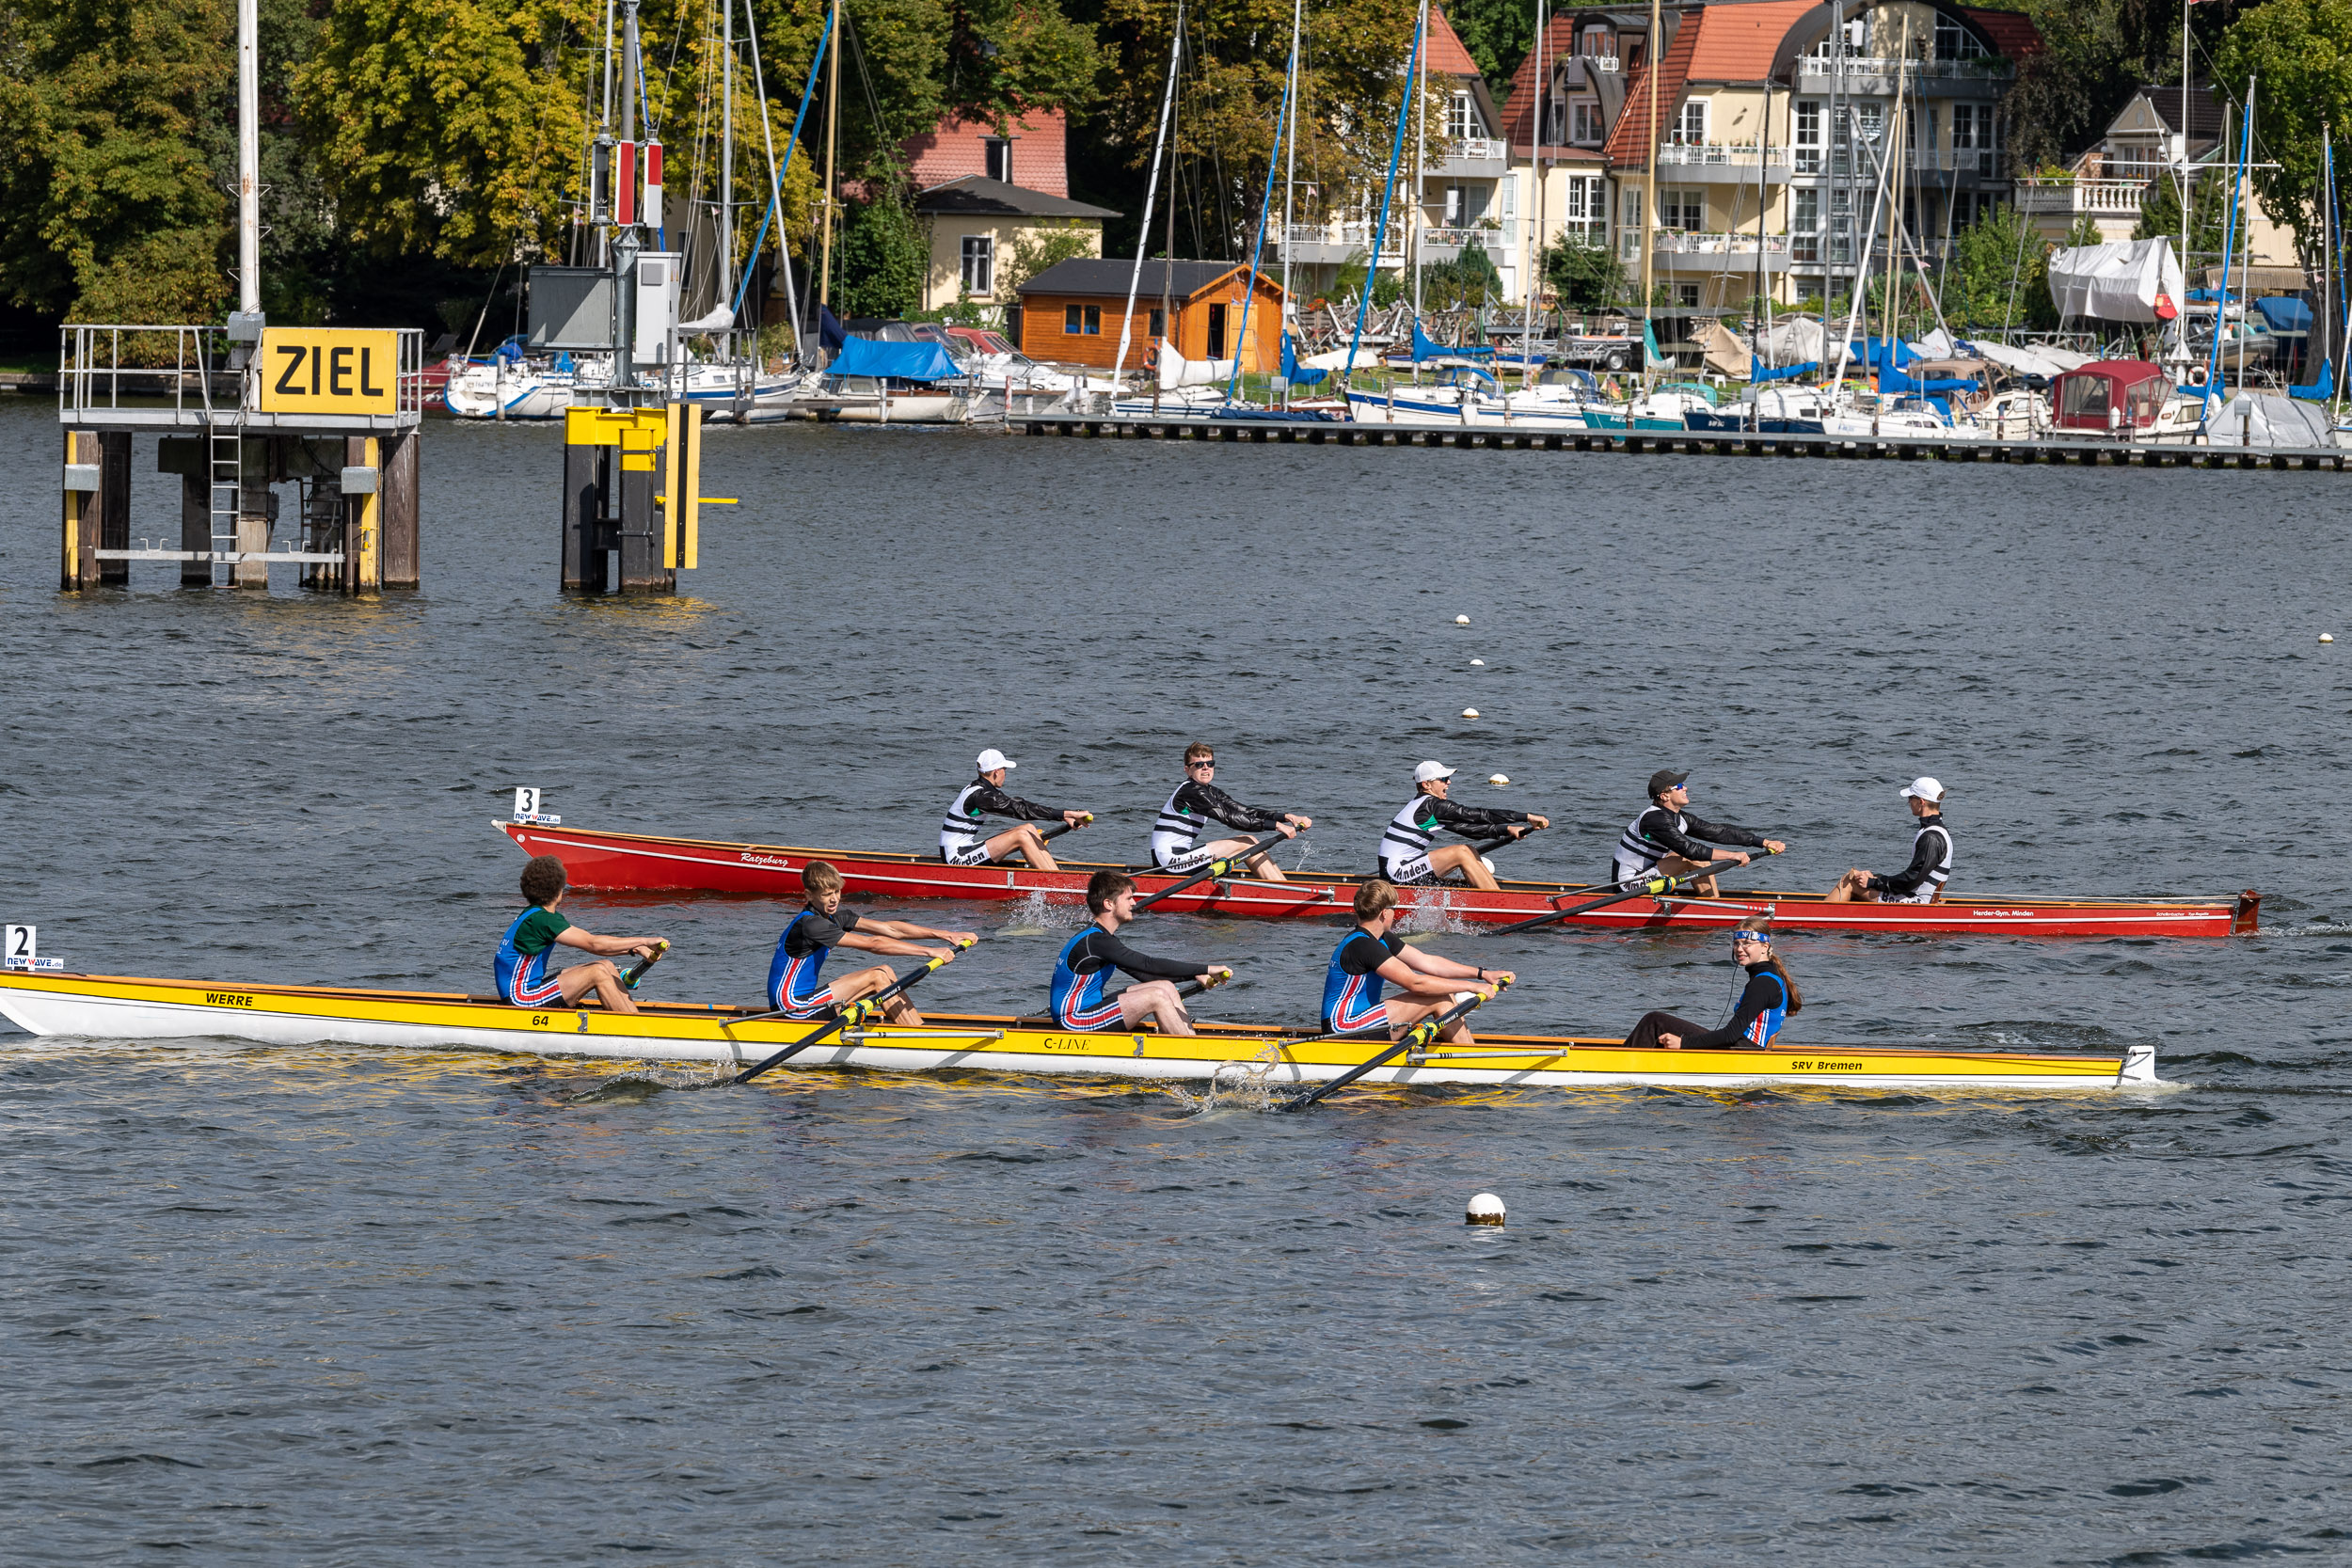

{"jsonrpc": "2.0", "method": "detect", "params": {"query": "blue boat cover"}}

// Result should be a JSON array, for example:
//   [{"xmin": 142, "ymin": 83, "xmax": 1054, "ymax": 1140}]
[
  {"xmin": 1879, "ymin": 363, "xmax": 1979, "ymax": 396},
  {"xmin": 818, "ymin": 304, "xmax": 848, "ymax": 352},
  {"xmin": 2291, "ymin": 359, "xmax": 2335, "ymax": 401},
  {"xmin": 827, "ymin": 337, "xmax": 961, "ymax": 381},
  {"xmin": 1280, "ymin": 334, "xmax": 1328, "ymax": 387},
  {"xmin": 2255, "ymin": 295, "xmax": 2312, "ymax": 333},
  {"xmin": 1413, "ymin": 320, "xmax": 1494, "ymax": 361},
  {"xmin": 1751, "ymin": 357, "xmax": 1817, "ymax": 385}
]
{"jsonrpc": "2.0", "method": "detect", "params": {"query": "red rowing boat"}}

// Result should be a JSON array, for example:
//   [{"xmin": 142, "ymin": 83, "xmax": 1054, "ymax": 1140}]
[{"xmin": 495, "ymin": 819, "xmax": 2258, "ymax": 939}]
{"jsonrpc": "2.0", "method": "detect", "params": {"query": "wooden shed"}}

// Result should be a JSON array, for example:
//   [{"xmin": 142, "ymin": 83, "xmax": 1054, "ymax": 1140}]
[{"xmin": 1014, "ymin": 259, "xmax": 1285, "ymax": 372}]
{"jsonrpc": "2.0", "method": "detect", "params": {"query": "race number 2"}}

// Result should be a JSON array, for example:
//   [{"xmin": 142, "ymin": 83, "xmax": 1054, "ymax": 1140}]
[{"xmin": 4, "ymin": 925, "xmax": 30, "ymax": 969}]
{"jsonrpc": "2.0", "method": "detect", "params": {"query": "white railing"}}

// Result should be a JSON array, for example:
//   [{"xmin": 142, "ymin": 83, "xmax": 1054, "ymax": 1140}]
[
  {"xmin": 1586, "ymin": 55, "xmax": 1620, "ymax": 72},
  {"xmin": 1658, "ymin": 142, "xmax": 1780, "ymax": 168},
  {"xmin": 1653, "ymin": 230, "xmax": 1791, "ymax": 257},
  {"xmin": 1442, "ymin": 136, "xmax": 1509, "ymax": 163},
  {"xmin": 1280, "ymin": 221, "xmax": 1403, "ymax": 260},
  {"xmin": 1424, "ymin": 222, "xmax": 1520, "ymax": 252},
  {"xmin": 1796, "ymin": 54, "xmax": 2013, "ymax": 79},
  {"xmin": 2014, "ymin": 179, "xmax": 2146, "ymax": 216}
]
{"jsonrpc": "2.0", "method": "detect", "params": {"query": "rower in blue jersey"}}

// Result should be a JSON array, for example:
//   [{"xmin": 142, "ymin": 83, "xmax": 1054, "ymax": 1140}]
[
  {"xmin": 1050, "ymin": 870, "xmax": 1232, "ymax": 1037},
  {"xmin": 1622, "ymin": 917, "xmax": 1802, "ymax": 1051},
  {"xmin": 767, "ymin": 861, "xmax": 974, "ymax": 1023},
  {"xmin": 494, "ymin": 854, "xmax": 668, "ymax": 1015},
  {"xmin": 1321, "ymin": 879, "xmax": 1507, "ymax": 1043}
]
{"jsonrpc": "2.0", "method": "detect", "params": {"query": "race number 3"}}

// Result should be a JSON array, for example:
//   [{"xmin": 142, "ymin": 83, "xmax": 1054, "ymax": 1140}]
[{"xmin": 513, "ymin": 787, "xmax": 541, "ymax": 820}]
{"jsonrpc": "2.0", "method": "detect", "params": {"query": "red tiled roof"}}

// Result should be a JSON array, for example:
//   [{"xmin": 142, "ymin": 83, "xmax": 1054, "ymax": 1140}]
[
  {"xmin": 1498, "ymin": 14, "xmax": 1578, "ymax": 148},
  {"xmin": 1602, "ymin": 9, "xmax": 1700, "ymax": 168},
  {"xmin": 903, "ymin": 109, "xmax": 1070, "ymax": 198},
  {"xmin": 1425, "ymin": 5, "xmax": 1482, "ymax": 80},
  {"xmin": 1683, "ymin": 1, "xmax": 1816, "ymax": 81},
  {"xmin": 1963, "ymin": 8, "xmax": 2042, "ymax": 59}
]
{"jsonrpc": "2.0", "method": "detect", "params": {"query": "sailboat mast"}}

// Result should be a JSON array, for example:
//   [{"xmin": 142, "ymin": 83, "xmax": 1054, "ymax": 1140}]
[
  {"xmin": 614, "ymin": 0, "xmax": 642, "ymax": 404},
  {"xmin": 2179, "ymin": 0, "xmax": 2189, "ymax": 358},
  {"xmin": 598, "ymin": 0, "xmax": 616, "ymax": 265},
  {"xmin": 818, "ymin": 0, "xmax": 840, "ymax": 309},
  {"xmin": 721, "ymin": 0, "xmax": 735, "ymax": 359},
  {"xmin": 1523, "ymin": 0, "xmax": 1544, "ymax": 386},
  {"xmin": 1640, "ymin": 0, "xmax": 1660, "ymax": 381},
  {"xmin": 1412, "ymin": 0, "xmax": 1427, "ymax": 323},
  {"xmin": 1280, "ymin": 0, "xmax": 1301, "ymax": 369},
  {"xmin": 2238, "ymin": 78, "xmax": 2254, "ymax": 390}
]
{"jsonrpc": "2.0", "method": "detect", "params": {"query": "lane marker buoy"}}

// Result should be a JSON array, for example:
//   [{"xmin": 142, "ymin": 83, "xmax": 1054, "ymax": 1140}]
[
  {"xmin": 1462, "ymin": 707, "xmax": 1480, "ymax": 718},
  {"xmin": 1470, "ymin": 658, "xmax": 1485, "ymax": 667},
  {"xmin": 1467, "ymin": 1193, "xmax": 1505, "ymax": 1227},
  {"xmin": 1454, "ymin": 614, "xmax": 1470, "ymax": 626},
  {"xmin": 1489, "ymin": 773, "xmax": 1509, "ymax": 785},
  {"xmin": 2323, "ymin": 633, "xmax": 2336, "ymax": 643}
]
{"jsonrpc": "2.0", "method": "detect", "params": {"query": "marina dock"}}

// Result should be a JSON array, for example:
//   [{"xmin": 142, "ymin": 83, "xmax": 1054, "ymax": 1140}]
[{"xmin": 1017, "ymin": 412, "xmax": 2352, "ymax": 469}]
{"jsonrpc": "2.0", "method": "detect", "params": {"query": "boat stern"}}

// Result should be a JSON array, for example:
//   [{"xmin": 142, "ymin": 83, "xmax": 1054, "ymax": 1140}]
[
  {"xmin": 2233, "ymin": 889, "xmax": 2261, "ymax": 934},
  {"xmin": 2120, "ymin": 1042, "xmax": 2162, "ymax": 1085}
]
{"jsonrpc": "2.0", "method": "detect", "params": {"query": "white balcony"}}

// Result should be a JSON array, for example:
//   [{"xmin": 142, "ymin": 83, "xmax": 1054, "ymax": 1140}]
[
  {"xmin": 2014, "ymin": 178, "xmax": 2147, "ymax": 217},
  {"xmin": 1422, "ymin": 222, "xmax": 1520, "ymax": 261},
  {"xmin": 1434, "ymin": 136, "xmax": 1510, "ymax": 177},
  {"xmin": 1277, "ymin": 221, "xmax": 1402, "ymax": 267},
  {"xmin": 1795, "ymin": 54, "xmax": 2014, "ymax": 83},
  {"xmin": 1620, "ymin": 230, "xmax": 1793, "ymax": 272},
  {"xmin": 1657, "ymin": 141, "xmax": 1795, "ymax": 183}
]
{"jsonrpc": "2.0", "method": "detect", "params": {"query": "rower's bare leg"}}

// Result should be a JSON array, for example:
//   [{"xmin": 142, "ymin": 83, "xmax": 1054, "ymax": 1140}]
[
  {"xmin": 1649, "ymin": 851, "xmax": 1720, "ymax": 897},
  {"xmin": 556, "ymin": 958, "xmax": 640, "ymax": 1016},
  {"xmin": 1198, "ymin": 836, "xmax": 1290, "ymax": 883},
  {"xmin": 826, "ymin": 965, "xmax": 928, "ymax": 1026},
  {"xmin": 1119, "ymin": 979, "xmax": 1195, "ymax": 1037},
  {"xmin": 986, "ymin": 823, "xmax": 1061, "ymax": 872},
  {"xmin": 1825, "ymin": 869, "xmax": 1879, "ymax": 905},
  {"xmin": 1426, "ymin": 843, "xmax": 1499, "ymax": 891}
]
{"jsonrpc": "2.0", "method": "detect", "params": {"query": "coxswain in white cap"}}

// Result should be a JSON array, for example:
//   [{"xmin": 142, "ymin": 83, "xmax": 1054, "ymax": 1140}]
[
  {"xmin": 1375, "ymin": 760, "xmax": 1548, "ymax": 891},
  {"xmin": 938, "ymin": 748, "xmax": 1093, "ymax": 870},
  {"xmin": 1828, "ymin": 777, "xmax": 1952, "ymax": 904}
]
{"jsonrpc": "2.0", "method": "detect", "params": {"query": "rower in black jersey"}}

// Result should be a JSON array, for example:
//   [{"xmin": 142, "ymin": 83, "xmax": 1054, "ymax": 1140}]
[
  {"xmin": 1149, "ymin": 741, "xmax": 1312, "ymax": 881},
  {"xmin": 1623, "ymin": 917, "xmax": 1803, "ymax": 1051},
  {"xmin": 938, "ymin": 747, "xmax": 1092, "ymax": 871},
  {"xmin": 766, "ymin": 861, "xmax": 975, "ymax": 1023},
  {"xmin": 1049, "ymin": 870, "xmax": 1233, "ymax": 1037},
  {"xmin": 1321, "ymin": 879, "xmax": 1507, "ymax": 1043},
  {"xmin": 1613, "ymin": 768, "xmax": 1788, "ymax": 897},
  {"xmin": 1375, "ymin": 761, "xmax": 1549, "ymax": 891},
  {"xmin": 1828, "ymin": 776, "xmax": 1953, "ymax": 904}
]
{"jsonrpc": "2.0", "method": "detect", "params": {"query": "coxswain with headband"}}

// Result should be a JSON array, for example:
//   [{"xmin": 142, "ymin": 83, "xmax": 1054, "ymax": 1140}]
[
  {"xmin": 494, "ymin": 855, "xmax": 669, "ymax": 1015},
  {"xmin": 767, "ymin": 861, "xmax": 974, "ymax": 1023},
  {"xmin": 1149, "ymin": 741, "xmax": 1311, "ymax": 881},
  {"xmin": 1050, "ymin": 870, "xmax": 1232, "ymax": 1037},
  {"xmin": 1624, "ymin": 917, "xmax": 1803, "ymax": 1051},
  {"xmin": 1828, "ymin": 777, "xmax": 1953, "ymax": 904},
  {"xmin": 1613, "ymin": 768, "xmax": 1787, "ymax": 897},
  {"xmin": 939, "ymin": 747, "xmax": 1092, "ymax": 870},
  {"xmin": 1376, "ymin": 761, "xmax": 1549, "ymax": 891},
  {"xmin": 1322, "ymin": 880, "xmax": 1509, "ymax": 1044}
]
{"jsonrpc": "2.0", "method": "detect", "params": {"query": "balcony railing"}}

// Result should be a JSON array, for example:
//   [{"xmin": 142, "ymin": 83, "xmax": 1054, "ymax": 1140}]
[
  {"xmin": 1279, "ymin": 221, "xmax": 1402, "ymax": 261},
  {"xmin": 1424, "ymin": 222, "xmax": 1520, "ymax": 253},
  {"xmin": 1658, "ymin": 142, "xmax": 1776, "ymax": 168},
  {"xmin": 1793, "ymin": 148, "xmax": 2010, "ymax": 179},
  {"xmin": 1795, "ymin": 54, "xmax": 2014, "ymax": 80},
  {"xmin": 1620, "ymin": 230, "xmax": 1793, "ymax": 261},
  {"xmin": 2014, "ymin": 178, "xmax": 2147, "ymax": 216},
  {"xmin": 1444, "ymin": 136, "xmax": 1508, "ymax": 162}
]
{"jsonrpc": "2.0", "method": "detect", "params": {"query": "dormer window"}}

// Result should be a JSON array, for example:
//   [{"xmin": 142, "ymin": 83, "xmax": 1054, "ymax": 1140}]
[
  {"xmin": 1580, "ymin": 26, "xmax": 1612, "ymax": 57},
  {"xmin": 985, "ymin": 137, "xmax": 1012, "ymax": 182},
  {"xmin": 1934, "ymin": 17, "xmax": 1987, "ymax": 60},
  {"xmin": 1446, "ymin": 92, "xmax": 1482, "ymax": 140}
]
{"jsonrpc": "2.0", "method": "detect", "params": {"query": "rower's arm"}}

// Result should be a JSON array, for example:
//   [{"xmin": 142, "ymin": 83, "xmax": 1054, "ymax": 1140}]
[
  {"xmin": 1682, "ymin": 813, "xmax": 1769, "ymax": 852},
  {"xmin": 858, "ymin": 917, "xmax": 977, "ymax": 947},
  {"xmin": 974, "ymin": 783, "xmax": 1066, "ymax": 822},
  {"xmin": 1374, "ymin": 953, "xmax": 1469, "ymax": 996},
  {"xmin": 1676, "ymin": 973, "xmax": 1779, "ymax": 1050},
  {"xmin": 1097, "ymin": 932, "xmax": 1212, "ymax": 981},
  {"xmin": 1196, "ymin": 783, "xmax": 1284, "ymax": 832},
  {"xmin": 1869, "ymin": 833, "xmax": 1940, "ymax": 895},
  {"xmin": 1427, "ymin": 799, "xmax": 1530, "ymax": 834},
  {"xmin": 836, "ymin": 928, "xmax": 952, "ymax": 958},
  {"xmin": 554, "ymin": 927, "xmax": 660, "ymax": 957}
]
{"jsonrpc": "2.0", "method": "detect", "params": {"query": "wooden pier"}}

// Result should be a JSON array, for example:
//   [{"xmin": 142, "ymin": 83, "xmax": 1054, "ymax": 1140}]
[{"xmin": 1014, "ymin": 412, "xmax": 2350, "ymax": 470}]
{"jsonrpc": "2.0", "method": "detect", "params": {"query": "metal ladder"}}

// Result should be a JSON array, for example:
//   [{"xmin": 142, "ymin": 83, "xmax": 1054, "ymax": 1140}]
[{"xmin": 207, "ymin": 418, "xmax": 243, "ymax": 563}]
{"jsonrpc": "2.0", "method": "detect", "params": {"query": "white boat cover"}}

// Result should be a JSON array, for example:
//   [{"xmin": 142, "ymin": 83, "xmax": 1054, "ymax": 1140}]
[
  {"xmin": 2046, "ymin": 238, "xmax": 2185, "ymax": 324},
  {"xmin": 2203, "ymin": 391, "xmax": 2337, "ymax": 449},
  {"xmin": 1755, "ymin": 318, "xmax": 1825, "ymax": 365},
  {"xmin": 1943, "ymin": 338, "xmax": 2091, "ymax": 379},
  {"xmin": 1157, "ymin": 344, "xmax": 1240, "ymax": 389}
]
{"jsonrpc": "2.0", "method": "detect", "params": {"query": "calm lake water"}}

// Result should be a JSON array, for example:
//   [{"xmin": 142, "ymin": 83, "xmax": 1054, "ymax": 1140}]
[{"xmin": 5, "ymin": 400, "xmax": 2351, "ymax": 1563}]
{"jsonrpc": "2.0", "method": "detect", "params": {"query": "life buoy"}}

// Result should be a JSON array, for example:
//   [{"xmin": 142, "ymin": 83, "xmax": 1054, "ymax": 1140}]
[
  {"xmin": 1143, "ymin": 343, "xmax": 1161, "ymax": 371},
  {"xmin": 2187, "ymin": 363, "xmax": 2208, "ymax": 387}
]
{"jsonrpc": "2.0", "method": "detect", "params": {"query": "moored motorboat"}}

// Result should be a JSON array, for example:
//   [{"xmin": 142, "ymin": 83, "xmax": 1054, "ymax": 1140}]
[
  {"xmin": 494, "ymin": 819, "xmax": 2258, "ymax": 939},
  {"xmin": 0, "ymin": 971, "xmax": 2162, "ymax": 1092}
]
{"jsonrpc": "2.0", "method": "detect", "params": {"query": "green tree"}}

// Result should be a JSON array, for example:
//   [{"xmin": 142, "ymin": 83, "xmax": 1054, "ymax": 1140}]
[
  {"xmin": 0, "ymin": 0, "xmax": 231, "ymax": 321},
  {"xmin": 1940, "ymin": 202, "xmax": 2089, "ymax": 332},
  {"xmin": 2214, "ymin": 0, "xmax": 2352, "ymax": 269},
  {"xmin": 1441, "ymin": 0, "xmax": 1534, "ymax": 88},
  {"xmin": 832, "ymin": 174, "xmax": 930, "ymax": 316},
  {"xmin": 1418, "ymin": 244, "xmax": 1502, "ymax": 307},
  {"xmin": 1541, "ymin": 237, "xmax": 1624, "ymax": 309},
  {"xmin": 999, "ymin": 217, "xmax": 1100, "ymax": 293}
]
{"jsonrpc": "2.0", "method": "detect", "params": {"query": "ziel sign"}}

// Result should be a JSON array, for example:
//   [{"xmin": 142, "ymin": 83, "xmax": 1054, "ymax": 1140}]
[{"xmin": 258, "ymin": 328, "xmax": 400, "ymax": 416}]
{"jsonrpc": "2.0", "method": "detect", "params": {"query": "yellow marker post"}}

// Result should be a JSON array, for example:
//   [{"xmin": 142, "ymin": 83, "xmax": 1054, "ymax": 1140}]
[
  {"xmin": 661, "ymin": 403, "xmax": 705, "ymax": 569},
  {"xmin": 357, "ymin": 436, "xmax": 382, "ymax": 591}
]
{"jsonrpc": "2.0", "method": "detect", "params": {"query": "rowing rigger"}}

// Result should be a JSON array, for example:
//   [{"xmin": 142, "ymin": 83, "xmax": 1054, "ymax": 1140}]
[{"xmin": 0, "ymin": 969, "xmax": 2164, "ymax": 1092}]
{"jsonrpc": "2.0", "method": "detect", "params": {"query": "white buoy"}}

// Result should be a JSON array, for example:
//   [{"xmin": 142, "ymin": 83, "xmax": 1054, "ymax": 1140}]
[
  {"xmin": 1466, "ymin": 1193, "xmax": 1505, "ymax": 1227},
  {"xmin": 1462, "ymin": 707, "xmax": 1480, "ymax": 719},
  {"xmin": 1454, "ymin": 614, "xmax": 1470, "ymax": 626},
  {"xmin": 1470, "ymin": 658, "xmax": 1485, "ymax": 667},
  {"xmin": 2323, "ymin": 633, "xmax": 2337, "ymax": 643},
  {"xmin": 1488, "ymin": 772, "xmax": 1509, "ymax": 785}
]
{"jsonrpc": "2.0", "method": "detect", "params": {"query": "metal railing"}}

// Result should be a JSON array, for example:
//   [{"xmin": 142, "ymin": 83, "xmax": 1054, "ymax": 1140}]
[
  {"xmin": 59, "ymin": 325, "xmax": 429, "ymax": 421},
  {"xmin": 1796, "ymin": 54, "xmax": 2013, "ymax": 80},
  {"xmin": 1659, "ymin": 142, "xmax": 1781, "ymax": 168},
  {"xmin": 1425, "ymin": 221, "xmax": 1519, "ymax": 251},
  {"xmin": 1793, "ymin": 148, "xmax": 2010, "ymax": 178},
  {"xmin": 1279, "ymin": 222, "xmax": 1403, "ymax": 261},
  {"xmin": 1443, "ymin": 136, "xmax": 1509, "ymax": 163}
]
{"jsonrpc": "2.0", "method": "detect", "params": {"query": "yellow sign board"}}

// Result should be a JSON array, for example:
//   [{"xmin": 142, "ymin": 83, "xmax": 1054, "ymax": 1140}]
[{"xmin": 257, "ymin": 328, "xmax": 400, "ymax": 415}]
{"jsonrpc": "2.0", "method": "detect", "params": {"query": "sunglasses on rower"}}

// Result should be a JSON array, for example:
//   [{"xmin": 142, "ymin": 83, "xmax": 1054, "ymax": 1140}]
[{"xmin": 1188, "ymin": 759, "xmax": 1216, "ymax": 770}]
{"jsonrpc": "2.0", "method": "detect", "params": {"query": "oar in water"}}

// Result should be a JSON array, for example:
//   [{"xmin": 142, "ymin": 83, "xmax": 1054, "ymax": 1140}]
[
  {"xmin": 1279, "ymin": 981, "xmax": 1506, "ymax": 1112},
  {"xmin": 1485, "ymin": 847, "xmax": 1782, "ymax": 939},
  {"xmin": 1131, "ymin": 833, "xmax": 1285, "ymax": 911},
  {"xmin": 728, "ymin": 940, "xmax": 974, "ymax": 1085}
]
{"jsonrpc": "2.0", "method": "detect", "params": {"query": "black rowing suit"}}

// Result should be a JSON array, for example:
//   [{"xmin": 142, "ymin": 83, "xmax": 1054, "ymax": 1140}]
[
  {"xmin": 1613, "ymin": 806, "xmax": 1767, "ymax": 882},
  {"xmin": 1863, "ymin": 813, "xmax": 1952, "ymax": 903}
]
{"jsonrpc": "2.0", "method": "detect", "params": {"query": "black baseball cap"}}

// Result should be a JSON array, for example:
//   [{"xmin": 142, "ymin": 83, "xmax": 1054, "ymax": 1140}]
[{"xmin": 1646, "ymin": 768, "xmax": 1690, "ymax": 798}]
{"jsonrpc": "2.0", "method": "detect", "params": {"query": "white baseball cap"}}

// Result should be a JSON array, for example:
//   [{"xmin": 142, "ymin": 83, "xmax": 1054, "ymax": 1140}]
[
  {"xmin": 977, "ymin": 748, "xmax": 1016, "ymax": 772},
  {"xmin": 1899, "ymin": 776, "xmax": 1945, "ymax": 803},
  {"xmin": 1414, "ymin": 760, "xmax": 1456, "ymax": 784}
]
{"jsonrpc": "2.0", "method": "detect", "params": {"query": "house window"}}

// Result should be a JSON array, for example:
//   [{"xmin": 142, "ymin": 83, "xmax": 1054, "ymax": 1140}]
[
  {"xmin": 1580, "ymin": 26, "xmax": 1611, "ymax": 57},
  {"xmin": 1149, "ymin": 309, "xmax": 1165, "ymax": 339},
  {"xmin": 1444, "ymin": 184, "xmax": 1488, "ymax": 227},
  {"xmin": 1447, "ymin": 93, "xmax": 1481, "ymax": 141},
  {"xmin": 1084, "ymin": 305, "xmax": 1101, "ymax": 334},
  {"xmin": 1555, "ymin": 174, "xmax": 1607, "ymax": 242},
  {"xmin": 1624, "ymin": 38, "xmax": 1644, "ymax": 70},
  {"xmin": 1674, "ymin": 100, "xmax": 1707, "ymax": 147},
  {"xmin": 1658, "ymin": 187, "xmax": 1704, "ymax": 232},
  {"xmin": 1541, "ymin": 96, "xmax": 1566, "ymax": 145},
  {"xmin": 960, "ymin": 235, "xmax": 993, "ymax": 294},
  {"xmin": 1677, "ymin": 284, "xmax": 1700, "ymax": 308},
  {"xmin": 1570, "ymin": 99, "xmax": 1601, "ymax": 145},
  {"xmin": 1853, "ymin": 102, "xmax": 1884, "ymax": 146},
  {"xmin": 1792, "ymin": 187, "xmax": 1820, "ymax": 263},
  {"xmin": 1064, "ymin": 304, "xmax": 1082, "ymax": 334},
  {"xmin": 1206, "ymin": 303, "xmax": 1227, "ymax": 360},
  {"xmin": 1935, "ymin": 16, "xmax": 1986, "ymax": 60},
  {"xmin": 1830, "ymin": 187, "xmax": 1853, "ymax": 264},
  {"xmin": 985, "ymin": 138, "xmax": 1012, "ymax": 183},
  {"xmin": 1794, "ymin": 100, "xmax": 1822, "ymax": 173}
]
